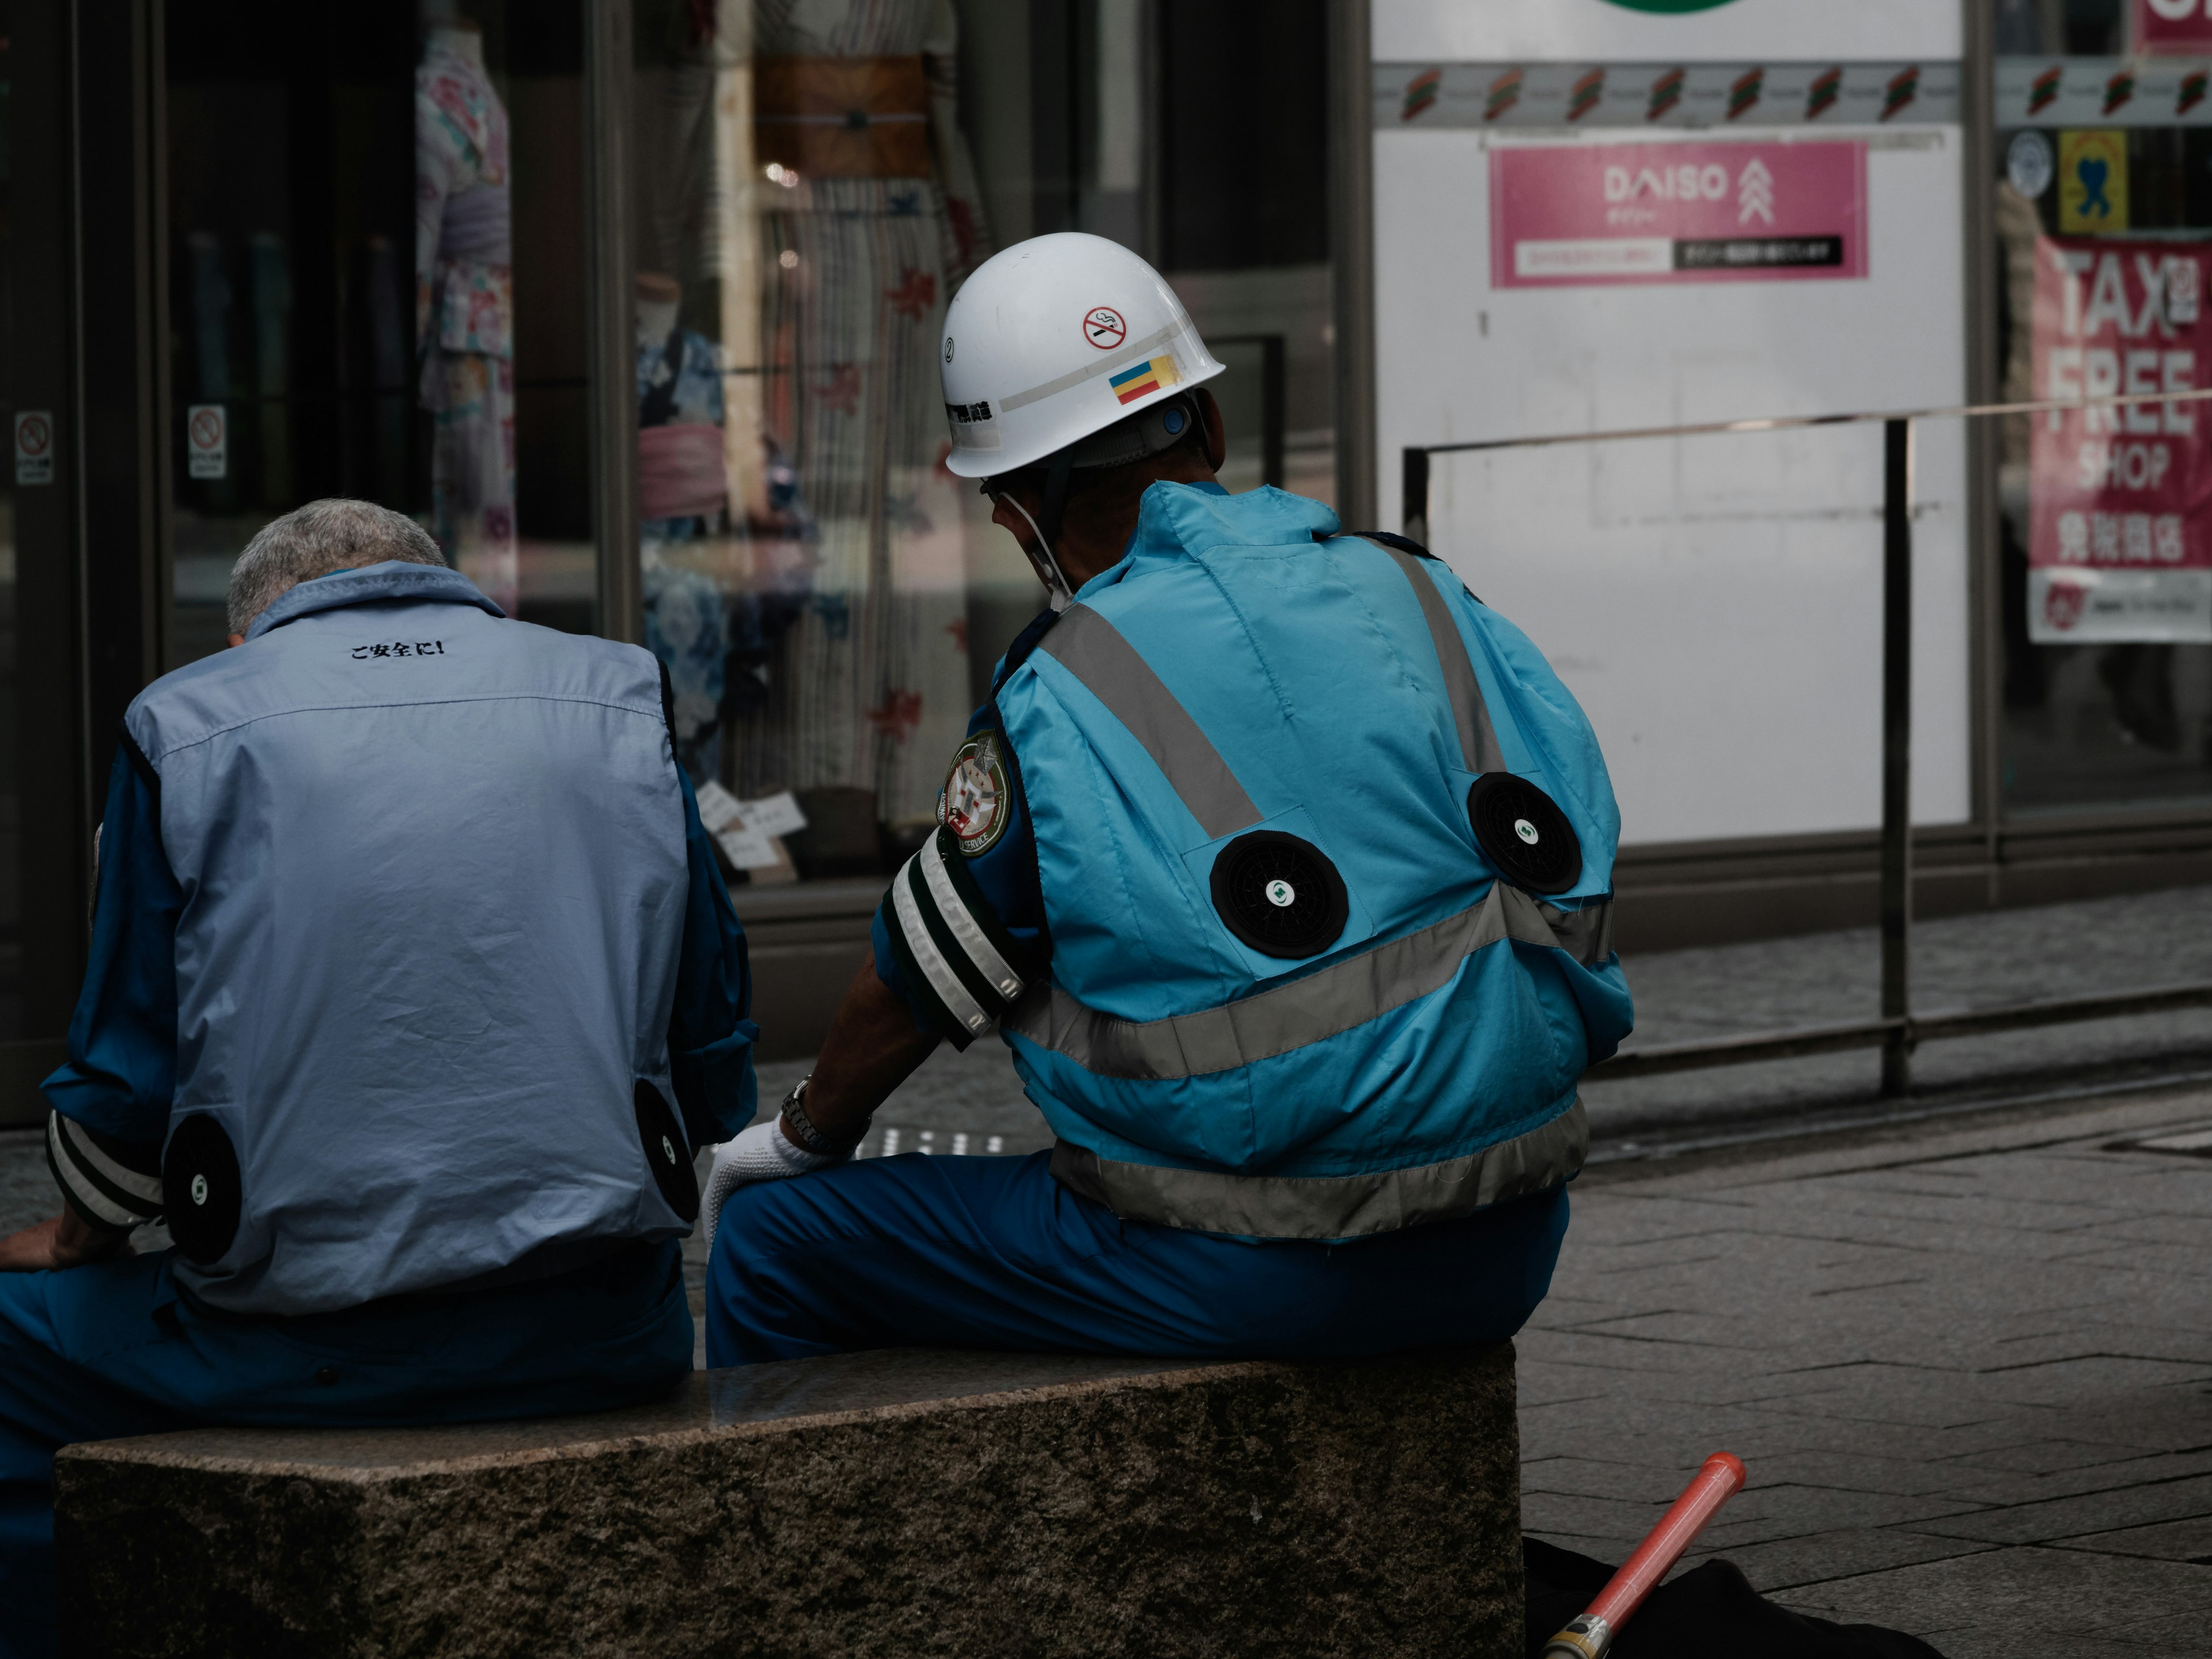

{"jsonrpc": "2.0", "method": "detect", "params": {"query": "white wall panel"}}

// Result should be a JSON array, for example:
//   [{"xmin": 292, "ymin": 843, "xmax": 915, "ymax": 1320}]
[{"xmin": 1373, "ymin": 125, "xmax": 1971, "ymax": 846}]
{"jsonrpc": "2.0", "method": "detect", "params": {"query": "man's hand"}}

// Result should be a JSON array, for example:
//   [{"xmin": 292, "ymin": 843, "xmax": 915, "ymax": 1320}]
[
  {"xmin": 0, "ymin": 1211, "xmax": 132, "ymax": 1272},
  {"xmin": 702, "ymin": 1119, "xmax": 843, "ymax": 1247}
]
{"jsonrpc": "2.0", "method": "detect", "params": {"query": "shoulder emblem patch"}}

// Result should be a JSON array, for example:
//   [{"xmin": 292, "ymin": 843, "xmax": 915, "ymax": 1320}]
[{"xmin": 939, "ymin": 730, "xmax": 1012, "ymax": 857}]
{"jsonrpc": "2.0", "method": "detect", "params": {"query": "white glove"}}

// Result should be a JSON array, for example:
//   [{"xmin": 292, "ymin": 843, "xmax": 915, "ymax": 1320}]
[{"xmin": 702, "ymin": 1119, "xmax": 844, "ymax": 1248}]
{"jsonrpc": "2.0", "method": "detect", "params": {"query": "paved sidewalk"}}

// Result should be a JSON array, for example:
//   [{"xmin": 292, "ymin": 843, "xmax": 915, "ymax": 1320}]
[{"xmin": 1525, "ymin": 1084, "xmax": 2212, "ymax": 1657}]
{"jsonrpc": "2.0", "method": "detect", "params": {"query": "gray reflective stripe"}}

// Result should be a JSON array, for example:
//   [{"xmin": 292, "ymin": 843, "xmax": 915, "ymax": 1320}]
[
  {"xmin": 919, "ymin": 832, "xmax": 1025, "ymax": 1002},
  {"xmin": 998, "ymin": 317, "xmax": 1188, "ymax": 414},
  {"xmin": 1037, "ymin": 606, "xmax": 1262, "ymax": 839},
  {"xmin": 1050, "ymin": 1099, "xmax": 1585, "ymax": 1240},
  {"xmin": 47, "ymin": 1113, "xmax": 151, "ymax": 1229},
  {"xmin": 1360, "ymin": 536, "xmax": 1504, "ymax": 775},
  {"xmin": 1006, "ymin": 882, "xmax": 1608, "ymax": 1081},
  {"xmin": 891, "ymin": 872, "xmax": 993, "ymax": 1036},
  {"xmin": 1544, "ymin": 897, "xmax": 1613, "ymax": 966}
]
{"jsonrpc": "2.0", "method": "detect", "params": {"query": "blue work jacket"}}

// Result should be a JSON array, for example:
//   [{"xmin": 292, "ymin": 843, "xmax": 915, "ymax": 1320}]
[
  {"xmin": 875, "ymin": 483, "xmax": 1633, "ymax": 1241},
  {"xmin": 42, "ymin": 562, "xmax": 757, "ymax": 1315}
]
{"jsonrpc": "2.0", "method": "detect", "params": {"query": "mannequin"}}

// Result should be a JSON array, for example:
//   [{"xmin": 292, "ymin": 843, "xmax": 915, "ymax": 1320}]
[
  {"xmin": 723, "ymin": 0, "xmax": 994, "ymax": 848},
  {"xmin": 415, "ymin": 13, "xmax": 518, "ymax": 613},
  {"xmin": 637, "ymin": 270, "xmax": 736, "ymax": 782}
]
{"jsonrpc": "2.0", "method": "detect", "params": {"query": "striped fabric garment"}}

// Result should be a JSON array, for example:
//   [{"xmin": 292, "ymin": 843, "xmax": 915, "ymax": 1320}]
[
  {"xmin": 878, "ymin": 827, "xmax": 1035, "ymax": 1046},
  {"xmin": 45, "ymin": 1111, "xmax": 164, "ymax": 1233}
]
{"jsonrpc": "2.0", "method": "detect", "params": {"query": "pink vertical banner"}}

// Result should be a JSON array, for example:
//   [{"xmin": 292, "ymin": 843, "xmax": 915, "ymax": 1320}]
[
  {"xmin": 2134, "ymin": 0, "xmax": 2212, "ymax": 55},
  {"xmin": 1490, "ymin": 141, "xmax": 1869, "ymax": 290}
]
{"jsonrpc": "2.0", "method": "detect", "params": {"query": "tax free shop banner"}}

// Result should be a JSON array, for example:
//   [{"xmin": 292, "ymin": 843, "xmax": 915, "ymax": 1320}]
[{"xmin": 2031, "ymin": 237, "xmax": 2212, "ymax": 642}]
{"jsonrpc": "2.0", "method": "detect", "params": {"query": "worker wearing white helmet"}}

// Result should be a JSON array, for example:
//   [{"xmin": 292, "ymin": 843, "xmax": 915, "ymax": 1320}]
[{"xmin": 702, "ymin": 233, "xmax": 1633, "ymax": 1365}]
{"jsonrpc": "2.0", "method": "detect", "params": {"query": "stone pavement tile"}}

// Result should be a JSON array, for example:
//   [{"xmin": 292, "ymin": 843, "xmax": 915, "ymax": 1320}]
[
  {"xmin": 1924, "ymin": 1446, "xmax": 2212, "ymax": 1509},
  {"xmin": 1517, "ymin": 1429, "xmax": 1752, "ymax": 1474},
  {"xmin": 1911, "ymin": 1471, "xmax": 2212, "ymax": 1546},
  {"xmin": 2019, "ymin": 1386, "xmax": 2212, "ymax": 1452},
  {"xmin": 1520, "ymin": 1456, "xmax": 1688, "ymax": 1503},
  {"xmin": 1516, "ymin": 1396, "xmax": 1787, "ymax": 1453},
  {"xmin": 1562, "ymin": 1192, "xmax": 1762, "ymax": 1234},
  {"xmin": 1952, "ymin": 1437, "xmax": 2184, "ymax": 1475},
  {"xmin": 1728, "ymin": 1182, "xmax": 2118, "ymax": 1235},
  {"xmin": 1565, "ymin": 1309, "xmax": 1774, "ymax": 1350},
  {"xmin": 2050, "ymin": 1514, "xmax": 2212, "ymax": 1560},
  {"xmin": 1693, "ymin": 1483, "xmax": 1989, "ymax": 1548},
  {"xmin": 1514, "ymin": 1327, "xmax": 1756, "ymax": 1377},
  {"xmin": 1514, "ymin": 1359, "xmax": 1631, "ymax": 1408},
  {"xmin": 2063, "ymin": 1213, "xmax": 2209, "ymax": 1248},
  {"xmin": 1748, "ymin": 1448, "xmax": 2029, "ymax": 1499},
  {"xmin": 1969, "ymin": 1356, "xmax": 2212, "ymax": 1408},
  {"xmin": 1769, "ymin": 1545, "xmax": 2212, "ymax": 1644},
  {"xmin": 1520, "ymin": 1490, "xmax": 1679, "ymax": 1544},
  {"xmin": 1682, "ymin": 1527, "xmax": 1995, "ymax": 1593},
  {"xmin": 1522, "ymin": 1293, "xmax": 1637, "ymax": 1328},
  {"xmin": 1734, "ymin": 1366, "xmax": 2057, "ymax": 1431}
]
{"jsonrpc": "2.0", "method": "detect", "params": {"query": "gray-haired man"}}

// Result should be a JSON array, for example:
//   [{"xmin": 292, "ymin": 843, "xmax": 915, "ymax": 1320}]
[{"xmin": 0, "ymin": 500, "xmax": 756, "ymax": 1659}]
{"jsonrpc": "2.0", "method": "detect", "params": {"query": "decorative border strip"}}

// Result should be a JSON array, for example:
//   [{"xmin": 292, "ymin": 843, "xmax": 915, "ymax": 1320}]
[
  {"xmin": 1997, "ymin": 56, "xmax": 2212, "ymax": 128},
  {"xmin": 1377, "ymin": 61, "xmax": 1961, "ymax": 131}
]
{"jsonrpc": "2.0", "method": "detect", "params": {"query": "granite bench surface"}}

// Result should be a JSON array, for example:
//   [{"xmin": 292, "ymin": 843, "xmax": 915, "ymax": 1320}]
[{"xmin": 59, "ymin": 1344, "xmax": 1523, "ymax": 1659}]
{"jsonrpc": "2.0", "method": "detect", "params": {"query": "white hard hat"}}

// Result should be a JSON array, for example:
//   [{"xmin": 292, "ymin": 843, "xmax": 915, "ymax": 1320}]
[{"xmin": 940, "ymin": 232, "xmax": 1225, "ymax": 479}]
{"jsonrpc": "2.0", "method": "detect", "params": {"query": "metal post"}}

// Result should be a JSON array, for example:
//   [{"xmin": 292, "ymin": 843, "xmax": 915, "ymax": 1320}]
[
  {"xmin": 1403, "ymin": 446, "xmax": 1430, "ymax": 546},
  {"xmin": 585, "ymin": 0, "xmax": 641, "ymax": 643},
  {"xmin": 1260, "ymin": 334, "xmax": 1286, "ymax": 489},
  {"xmin": 1880, "ymin": 418, "xmax": 1914, "ymax": 1097}
]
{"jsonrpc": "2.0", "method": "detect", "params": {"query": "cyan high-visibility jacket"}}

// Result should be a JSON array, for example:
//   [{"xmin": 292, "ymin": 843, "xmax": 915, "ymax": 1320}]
[
  {"xmin": 875, "ymin": 482, "xmax": 1632, "ymax": 1241},
  {"xmin": 44, "ymin": 561, "xmax": 757, "ymax": 1316}
]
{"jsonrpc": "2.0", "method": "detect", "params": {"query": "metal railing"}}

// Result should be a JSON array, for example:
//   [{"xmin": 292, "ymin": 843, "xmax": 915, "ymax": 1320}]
[{"xmin": 1403, "ymin": 387, "xmax": 2212, "ymax": 1097}]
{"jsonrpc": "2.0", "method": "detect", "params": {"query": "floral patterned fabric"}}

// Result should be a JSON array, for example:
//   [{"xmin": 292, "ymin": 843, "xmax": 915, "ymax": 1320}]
[{"xmin": 415, "ymin": 32, "xmax": 517, "ymax": 614}]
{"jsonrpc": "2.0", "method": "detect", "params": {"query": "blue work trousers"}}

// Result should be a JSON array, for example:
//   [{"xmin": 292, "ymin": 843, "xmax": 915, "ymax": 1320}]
[
  {"xmin": 0, "ymin": 1240, "xmax": 691, "ymax": 1659},
  {"xmin": 707, "ymin": 1149, "xmax": 1567, "ymax": 1366}
]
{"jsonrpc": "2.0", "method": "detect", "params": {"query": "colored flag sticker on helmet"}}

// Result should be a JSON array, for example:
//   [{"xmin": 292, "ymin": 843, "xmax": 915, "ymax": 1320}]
[
  {"xmin": 1109, "ymin": 354, "xmax": 1181, "ymax": 405},
  {"xmin": 939, "ymin": 729, "xmax": 1012, "ymax": 857}
]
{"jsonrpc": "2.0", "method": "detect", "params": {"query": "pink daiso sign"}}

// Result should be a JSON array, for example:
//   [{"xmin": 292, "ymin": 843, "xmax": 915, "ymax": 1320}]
[{"xmin": 1489, "ymin": 141, "xmax": 1868, "ymax": 290}]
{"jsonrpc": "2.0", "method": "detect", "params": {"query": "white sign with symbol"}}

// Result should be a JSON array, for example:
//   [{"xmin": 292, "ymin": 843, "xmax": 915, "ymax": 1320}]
[
  {"xmin": 13, "ymin": 411, "xmax": 53, "ymax": 486},
  {"xmin": 1265, "ymin": 879, "xmax": 1297, "ymax": 907},
  {"xmin": 187, "ymin": 404, "xmax": 228, "ymax": 479}
]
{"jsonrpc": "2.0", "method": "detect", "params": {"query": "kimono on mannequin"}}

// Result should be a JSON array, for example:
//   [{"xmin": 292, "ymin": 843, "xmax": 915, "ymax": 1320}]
[
  {"xmin": 718, "ymin": 0, "xmax": 992, "ymax": 841},
  {"xmin": 638, "ymin": 273, "xmax": 740, "ymax": 782},
  {"xmin": 416, "ymin": 23, "xmax": 519, "ymax": 615}
]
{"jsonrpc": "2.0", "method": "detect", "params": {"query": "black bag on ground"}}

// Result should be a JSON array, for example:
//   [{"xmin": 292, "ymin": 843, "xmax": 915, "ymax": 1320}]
[{"xmin": 1523, "ymin": 1539, "xmax": 1947, "ymax": 1658}]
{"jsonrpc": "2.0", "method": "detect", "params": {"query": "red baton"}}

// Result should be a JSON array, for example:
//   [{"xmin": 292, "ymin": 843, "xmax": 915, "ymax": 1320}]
[{"xmin": 1541, "ymin": 1452, "xmax": 1747, "ymax": 1659}]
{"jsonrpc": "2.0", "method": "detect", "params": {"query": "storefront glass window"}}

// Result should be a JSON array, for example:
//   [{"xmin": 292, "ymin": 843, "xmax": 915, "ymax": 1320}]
[
  {"xmin": 0, "ymin": 11, "xmax": 20, "ymax": 1040},
  {"xmin": 164, "ymin": 1, "xmax": 595, "ymax": 669},
  {"xmin": 1994, "ymin": 0, "xmax": 2212, "ymax": 813},
  {"xmin": 631, "ymin": 0, "xmax": 1334, "ymax": 885}
]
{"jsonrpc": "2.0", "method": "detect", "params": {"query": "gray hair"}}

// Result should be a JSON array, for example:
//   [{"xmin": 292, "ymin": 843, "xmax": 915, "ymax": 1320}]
[{"xmin": 226, "ymin": 499, "xmax": 446, "ymax": 635}]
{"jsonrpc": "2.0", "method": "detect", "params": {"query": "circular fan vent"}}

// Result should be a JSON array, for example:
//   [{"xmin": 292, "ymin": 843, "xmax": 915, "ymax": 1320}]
[
  {"xmin": 1210, "ymin": 831, "xmax": 1349, "ymax": 960},
  {"xmin": 164, "ymin": 1112, "xmax": 243, "ymax": 1266},
  {"xmin": 1467, "ymin": 774, "xmax": 1582, "ymax": 896},
  {"xmin": 634, "ymin": 1080, "xmax": 700, "ymax": 1224}
]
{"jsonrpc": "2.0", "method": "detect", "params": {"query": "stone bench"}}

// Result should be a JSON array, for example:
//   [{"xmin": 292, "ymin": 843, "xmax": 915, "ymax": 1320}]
[{"xmin": 56, "ymin": 1344, "xmax": 1522, "ymax": 1658}]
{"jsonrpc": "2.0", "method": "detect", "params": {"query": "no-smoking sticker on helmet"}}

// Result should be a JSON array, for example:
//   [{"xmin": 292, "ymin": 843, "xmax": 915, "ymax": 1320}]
[{"xmin": 1083, "ymin": 306, "xmax": 1127, "ymax": 349}]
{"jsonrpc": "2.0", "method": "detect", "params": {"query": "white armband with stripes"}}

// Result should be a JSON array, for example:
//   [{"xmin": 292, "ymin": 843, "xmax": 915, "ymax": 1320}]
[
  {"xmin": 46, "ymin": 1111, "xmax": 165, "ymax": 1233},
  {"xmin": 880, "ymin": 830, "xmax": 1034, "ymax": 1048}
]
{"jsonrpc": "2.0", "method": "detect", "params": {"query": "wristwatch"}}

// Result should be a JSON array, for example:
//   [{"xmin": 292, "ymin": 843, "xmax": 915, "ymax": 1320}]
[{"xmin": 779, "ymin": 1075, "xmax": 870, "ymax": 1156}]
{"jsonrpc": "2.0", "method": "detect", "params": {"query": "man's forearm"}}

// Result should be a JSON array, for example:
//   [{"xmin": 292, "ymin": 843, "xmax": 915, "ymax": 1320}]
[{"xmin": 788, "ymin": 953, "xmax": 939, "ymax": 1143}]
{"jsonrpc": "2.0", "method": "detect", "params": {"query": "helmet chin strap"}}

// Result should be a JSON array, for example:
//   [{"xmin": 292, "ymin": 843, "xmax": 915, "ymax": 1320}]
[
  {"xmin": 994, "ymin": 446, "xmax": 1081, "ymax": 612},
  {"xmin": 1000, "ymin": 493, "xmax": 1075, "ymax": 612}
]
